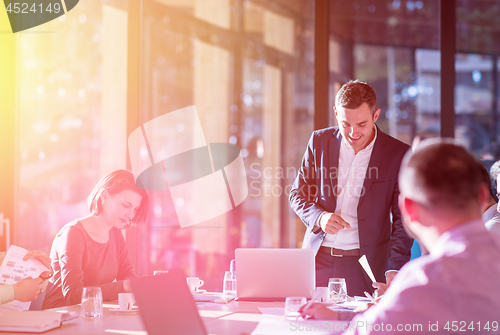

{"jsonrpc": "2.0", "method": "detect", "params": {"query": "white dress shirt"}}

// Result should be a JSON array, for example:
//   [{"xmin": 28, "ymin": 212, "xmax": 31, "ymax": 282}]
[
  {"xmin": 343, "ymin": 220, "xmax": 500, "ymax": 334},
  {"xmin": 322, "ymin": 127, "xmax": 377, "ymax": 250},
  {"xmin": 483, "ymin": 204, "xmax": 500, "ymax": 237}
]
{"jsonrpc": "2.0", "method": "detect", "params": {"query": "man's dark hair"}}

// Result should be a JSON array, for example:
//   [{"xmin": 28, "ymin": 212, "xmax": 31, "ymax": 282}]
[
  {"xmin": 335, "ymin": 80, "xmax": 377, "ymax": 115},
  {"xmin": 399, "ymin": 139, "xmax": 482, "ymax": 211},
  {"xmin": 477, "ymin": 161, "xmax": 496, "ymax": 200}
]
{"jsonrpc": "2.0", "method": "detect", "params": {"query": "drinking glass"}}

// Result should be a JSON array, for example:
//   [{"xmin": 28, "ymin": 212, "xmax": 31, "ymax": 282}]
[
  {"xmin": 284, "ymin": 296, "xmax": 306, "ymax": 320},
  {"xmin": 328, "ymin": 278, "xmax": 347, "ymax": 303},
  {"xmin": 222, "ymin": 271, "xmax": 237, "ymax": 298},
  {"xmin": 81, "ymin": 287, "xmax": 103, "ymax": 317},
  {"xmin": 310, "ymin": 287, "xmax": 329, "ymax": 302}
]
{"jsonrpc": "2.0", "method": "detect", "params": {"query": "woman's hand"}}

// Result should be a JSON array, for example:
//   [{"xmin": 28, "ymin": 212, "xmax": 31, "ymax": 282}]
[
  {"xmin": 23, "ymin": 250, "xmax": 53, "ymax": 273},
  {"xmin": 38, "ymin": 271, "xmax": 52, "ymax": 293},
  {"xmin": 13, "ymin": 277, "xmax": 43, "ymax": 302}
]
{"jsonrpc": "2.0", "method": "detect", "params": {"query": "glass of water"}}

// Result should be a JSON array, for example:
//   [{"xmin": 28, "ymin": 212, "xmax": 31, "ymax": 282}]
[
  {"xmin": 223, "ymin": 271, "xmax": 237, "ymax": 298},
  {"xmin": 328, "ymin": 278, "xmax": 347, "ymax": 303},
  {"xmin": 284, "ymin": 296, "xmax": 307, "ymax": 320},
  {"xmin": 80, "ymin": 287, "xmax": 103, "ymax": 317}
]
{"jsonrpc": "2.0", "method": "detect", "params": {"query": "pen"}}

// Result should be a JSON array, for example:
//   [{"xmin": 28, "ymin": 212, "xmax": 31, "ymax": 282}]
[
  {"xmin": 364, "ymin": 291, "xmax": 377, "ymax": 303},
  {"xmin": 301, "ymin": 290, "xmax": 321, "ymax": 319}
]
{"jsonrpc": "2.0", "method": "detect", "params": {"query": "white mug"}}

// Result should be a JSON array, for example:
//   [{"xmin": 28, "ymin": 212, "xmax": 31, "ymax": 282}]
[
  {"xmin": 310, "ymin": 287, "xmax": 329, "ymax": 302},
  {"xmin": 118, "ymin": 293, "xmax": 135, "ymax": 311},
  {"xmin": 186, "ymin": 277, "xmax": 204, "ymax": 292}
]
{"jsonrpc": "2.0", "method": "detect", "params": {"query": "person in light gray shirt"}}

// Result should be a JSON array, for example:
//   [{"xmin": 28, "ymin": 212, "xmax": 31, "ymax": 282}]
[
  {"xmin": 301, "ymin": 140, "xmax": 500, "ymax": 334},
  {"xmin": 477, "ymin": 161, "xmax": 500, "ymax": 236},
  {"xmin": 490, "ymin": 160, "xmax": 500, "ymax": 231}
]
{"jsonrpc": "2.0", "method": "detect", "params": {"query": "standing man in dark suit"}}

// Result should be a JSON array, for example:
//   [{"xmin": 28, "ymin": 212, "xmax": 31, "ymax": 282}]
[{"xmin": 289, "ymin": 80, "xmax": 413, "ymax": 296}]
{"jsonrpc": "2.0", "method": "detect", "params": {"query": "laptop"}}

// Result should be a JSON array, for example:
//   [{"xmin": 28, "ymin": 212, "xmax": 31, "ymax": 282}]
[
  {"xmin": 130, "ymin": 269, "xmax": 207, "ymax": 335},
  {"xmin": 235, "ymin": 248, "xmax": 315, "ymax": 301}
]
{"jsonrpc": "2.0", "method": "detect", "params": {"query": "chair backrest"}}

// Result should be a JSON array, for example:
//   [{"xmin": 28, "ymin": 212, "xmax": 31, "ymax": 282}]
[{"xmin": 29, "ymin": 282, "xmax": 52, "ymax": 310}]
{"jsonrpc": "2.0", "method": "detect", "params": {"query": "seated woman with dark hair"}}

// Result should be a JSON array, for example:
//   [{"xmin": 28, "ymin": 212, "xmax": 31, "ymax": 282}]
[{"xmin": 42, "ymin": 170, "xmax": 149, "ymax": 309}]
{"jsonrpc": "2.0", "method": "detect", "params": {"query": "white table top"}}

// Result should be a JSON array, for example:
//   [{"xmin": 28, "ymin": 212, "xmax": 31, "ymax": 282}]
[{"xmin": 0, "ymin": 299, "xmax": 286, "ymax": 335}]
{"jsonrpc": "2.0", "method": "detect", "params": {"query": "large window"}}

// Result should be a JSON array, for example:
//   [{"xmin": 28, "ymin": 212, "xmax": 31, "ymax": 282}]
[
  {"xmin": 4, "ymin": 0, "xmax": 500, "ymax": 292},
  {"xmin": 15, "ymin": 1, "xmax": 129, "ymax": 250},
  {"xmin": 454, "ymin": 0, "xmax": 500, "ymax": 156},
  {"xmin": 7, "ymin": 0, "xmax": 314, "ymax": 291},
  {"xmin": 137, "ymin": 0, "xmax": 314, "ymax": 290},
  {"xmin": 328, "ymin": 0, "xmax": 441, "ymax": 147}
]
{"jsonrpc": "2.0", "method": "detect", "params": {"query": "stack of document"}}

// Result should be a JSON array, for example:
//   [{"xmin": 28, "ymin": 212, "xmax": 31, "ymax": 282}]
[
  {"xmin": 335, "ymin": 300, "xmax": 368, "ymax": 311},
  {"xmin": 192, "ymin": 292, "xmax": 224, "ymax": 302},
  {"xmin": 0, "ymin": 311, "xmax": 77, "ymax": 333}
]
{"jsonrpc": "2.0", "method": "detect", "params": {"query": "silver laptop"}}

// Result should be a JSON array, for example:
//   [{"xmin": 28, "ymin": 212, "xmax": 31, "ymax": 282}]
[
  {"xmin": 235, "ymin": 248, "xmax": 315, "ymax": 301},
  {"xmin": 130, "ymin": 269, "xmax": 207, "ymax": 335}
]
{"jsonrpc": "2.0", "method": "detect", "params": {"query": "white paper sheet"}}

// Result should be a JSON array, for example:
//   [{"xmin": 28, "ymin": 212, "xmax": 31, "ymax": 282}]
[
  {"xmin": 335, "ymin": 300, "xmax": 367, "ymax": 311},
  {"xmin": 358, "ymin": 255, "xmax": 376, "ymax": 283},
  {"xmin": 258, "ymin": 307, "xmax": 284, "ymax": 316}
]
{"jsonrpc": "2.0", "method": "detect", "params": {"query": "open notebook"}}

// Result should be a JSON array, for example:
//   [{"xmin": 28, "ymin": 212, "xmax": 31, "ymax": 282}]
[{"xmin": 0, "ymin": 311, "xmax": 77, "ymax": 333}]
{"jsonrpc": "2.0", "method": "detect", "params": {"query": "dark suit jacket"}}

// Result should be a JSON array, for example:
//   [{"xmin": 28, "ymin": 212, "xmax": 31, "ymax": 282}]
[{"xmin": 289, "ymin": 126, "xmax": 413, "ymax": 285}]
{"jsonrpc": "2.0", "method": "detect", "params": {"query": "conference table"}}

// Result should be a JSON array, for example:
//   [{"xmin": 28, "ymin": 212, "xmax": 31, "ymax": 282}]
[{"xmin": 1, "ymin": 299, "xmax": 287, "ymax": 335}]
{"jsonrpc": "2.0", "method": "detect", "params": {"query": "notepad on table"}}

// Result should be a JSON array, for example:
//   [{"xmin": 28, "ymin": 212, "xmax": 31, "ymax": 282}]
[{"xmin": 0, "ymin": 311, "xmax": 77, "ymax": 333}]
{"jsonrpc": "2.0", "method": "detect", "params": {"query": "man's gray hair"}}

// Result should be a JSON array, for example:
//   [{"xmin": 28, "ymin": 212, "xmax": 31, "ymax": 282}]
[{"xmin": 399, "ymin": 138, "xmax": 482, "ymax": 211}]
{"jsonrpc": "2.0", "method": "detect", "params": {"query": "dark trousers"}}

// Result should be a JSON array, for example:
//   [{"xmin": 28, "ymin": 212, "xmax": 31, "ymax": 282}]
[{"xmin": 315, "ymin": 250, "xmax": 374, "ymax": 297}]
